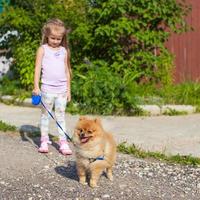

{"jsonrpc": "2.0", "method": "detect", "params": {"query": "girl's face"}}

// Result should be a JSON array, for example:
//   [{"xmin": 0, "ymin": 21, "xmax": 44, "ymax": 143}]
[{"xmin": 47, "ymin": 31, "xmax": 63, "ymax": 48}]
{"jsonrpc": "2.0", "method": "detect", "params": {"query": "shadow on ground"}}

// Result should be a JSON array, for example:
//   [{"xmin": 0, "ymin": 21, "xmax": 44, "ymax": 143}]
[
  {"xmin": 55, "ymin": 162, "xmax": 78, "ymax": 181},
  {"xmin": 19, "ymin": 125, "xmax": 79, "ymax": 182},
  {"xmin": 19, "ymin": 124, "xmax": 60, "ymax": 150}
]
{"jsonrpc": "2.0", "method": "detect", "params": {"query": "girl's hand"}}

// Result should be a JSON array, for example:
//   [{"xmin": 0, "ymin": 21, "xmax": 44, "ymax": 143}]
[
  {"xmin": 67, "ymin": 90, "xmax": 71, "ymax": 102},
  {"xmin": 32, "ymin": 88, "xmax": 41, "ymax": 95}
]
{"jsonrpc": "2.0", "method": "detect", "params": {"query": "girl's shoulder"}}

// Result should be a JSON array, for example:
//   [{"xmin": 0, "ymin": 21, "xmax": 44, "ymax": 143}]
[
  {"xmin": 36, "ymin": 46, "xmax": 44, "ymax": 56},
  {"xmin": 40, "ymin": 44, "xmax": 52, "ymax": 54},
  {"xmin": 37, "ymin": 45, "xmax": 45, "ymax": 51},
  {"xmin": 61, "ymin": 46, "xmax": 67, "ymax": 53},
  {"xmin": 41, "ymin": 44, "xmax": 48, "ymax": 50},
  {"xmin": 59, "ymin": 46, "xmax": 68, "ymax": 57}
]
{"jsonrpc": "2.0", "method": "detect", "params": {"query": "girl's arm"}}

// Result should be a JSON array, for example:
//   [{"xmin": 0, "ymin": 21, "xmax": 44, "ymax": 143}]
[
  {"xmin": 65, "ymin": 48, "xmax": 72, "ymax": 102},
  {"xmin": 33, "ymin": 46, "xmax": 44, "ymax": 95}
]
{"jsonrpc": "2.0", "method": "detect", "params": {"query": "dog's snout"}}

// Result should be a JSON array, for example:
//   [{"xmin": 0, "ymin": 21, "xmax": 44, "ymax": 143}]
[{"xmin": 80, "ymin": 132, "xmax": 85, "ymax": 138}]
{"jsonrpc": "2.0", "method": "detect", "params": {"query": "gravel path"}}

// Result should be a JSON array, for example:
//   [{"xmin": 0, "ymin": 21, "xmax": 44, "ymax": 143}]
[{"xmin": 0, "ymin": 132, "xmax": 199, "ymax": 200}]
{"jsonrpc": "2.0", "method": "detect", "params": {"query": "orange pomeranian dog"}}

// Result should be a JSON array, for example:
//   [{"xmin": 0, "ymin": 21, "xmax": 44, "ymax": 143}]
[{"xmin": 73, "ymin": 116, "xmax": 117, "ymax": 188}]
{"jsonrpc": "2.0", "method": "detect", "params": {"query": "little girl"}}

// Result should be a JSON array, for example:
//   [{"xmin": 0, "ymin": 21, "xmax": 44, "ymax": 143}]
[{"xmin": 33, "ymin": 18, "xmax": 72, "ymax": 155}]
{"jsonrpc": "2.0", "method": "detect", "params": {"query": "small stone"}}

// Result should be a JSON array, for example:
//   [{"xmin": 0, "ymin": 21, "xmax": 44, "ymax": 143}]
[
  {"xmin": 0, "ymin": 181, "xmax": 6, "ymax": 185},
  {"xmin": 33, "ymin": 184, "xmax": 40, "ymax": 188},
  {"xmin": 102, "ymin": 194, "xmax": 110, "ymax": 198}
]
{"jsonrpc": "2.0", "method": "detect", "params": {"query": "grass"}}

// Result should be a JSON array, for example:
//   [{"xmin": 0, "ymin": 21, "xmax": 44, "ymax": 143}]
[
  {"xmin": 162, "ymin": 108, "xmax": 188, "ymax": 116},
  {"xmin": 0, "ymin": 78, "xmax": 30, "ymax": 102},
  {"xmin": 1, "ymin": 78, "xmax": 200, "ymax": 115},
  {"xmin": 160, "ymin": 82, "xmax": 200, "ymax": 110},
  {"xmin": 0, "ymin": 120, "xmax": 17, "ymax": 132},
  {"xmin": 117, "ymin": 142, "xmax": 200, "ymax": 166}
]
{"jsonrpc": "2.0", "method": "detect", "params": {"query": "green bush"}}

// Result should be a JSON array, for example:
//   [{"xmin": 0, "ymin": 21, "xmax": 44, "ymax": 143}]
[
  {"xmin": 13, "ymin": 37, "xmax": 38, "ymax": 89},
  {"xmin": 70, "ymin": 60, "xmax": 150, "ymax": 115},
  {"xmin": 71, "ymin": 0, "xmax": 190, "ymax": 87}
]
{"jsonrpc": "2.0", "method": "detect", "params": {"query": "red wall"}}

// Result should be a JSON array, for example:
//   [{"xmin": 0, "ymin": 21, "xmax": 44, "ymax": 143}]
[{"xmin": 166, "ymin": 0, "xmax": 200, "ymax": 83}]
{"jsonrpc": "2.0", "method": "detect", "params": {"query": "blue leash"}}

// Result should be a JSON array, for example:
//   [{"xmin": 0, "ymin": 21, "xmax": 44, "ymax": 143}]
[
  {"xmin": 40, "ymin": 101, "xmax": 72, "ymax": 142},
  {"xmin": 32, "ymin": 94, "xmax": 72, "ymax": 142},
  {"xmin": 32, "ymin": 95, "xmax": 105, "ymax": 161}
]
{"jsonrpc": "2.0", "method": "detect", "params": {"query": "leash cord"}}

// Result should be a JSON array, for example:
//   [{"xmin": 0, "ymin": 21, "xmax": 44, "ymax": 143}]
[{"xmin": 40, "ymin": 100, "xmax": 72, "ymax": 142}]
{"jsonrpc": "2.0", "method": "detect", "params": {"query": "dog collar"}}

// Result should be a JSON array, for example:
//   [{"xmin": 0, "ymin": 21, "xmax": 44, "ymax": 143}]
[{"xmin": 89, "ymin": 155, "xmax": 104, "ymax": 163}]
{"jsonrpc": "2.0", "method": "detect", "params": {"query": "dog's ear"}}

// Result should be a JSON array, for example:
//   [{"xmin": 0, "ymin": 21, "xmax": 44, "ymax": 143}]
[
  {"xmin": 79, "ymin": 116, "xmax": 87, "ymax": 121},
  {"xmin": 94, "ymin": 118, "xmax": 101, "ymax": 125}
]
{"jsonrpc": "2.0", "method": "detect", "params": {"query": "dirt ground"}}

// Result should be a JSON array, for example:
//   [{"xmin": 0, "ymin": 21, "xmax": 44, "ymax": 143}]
[{"xmin": 0, "ymin": 131, "xmax": 200, "ymax": 200}]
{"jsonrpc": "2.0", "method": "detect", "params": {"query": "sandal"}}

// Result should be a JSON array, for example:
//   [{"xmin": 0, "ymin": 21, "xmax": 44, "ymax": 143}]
[
  {"xmin": 38, "ymin": 136, "xmax": 52, "ymax": 153},
  {"xmin": 59, "ymin": 140, "xmax": 72, "ymax": 155}
]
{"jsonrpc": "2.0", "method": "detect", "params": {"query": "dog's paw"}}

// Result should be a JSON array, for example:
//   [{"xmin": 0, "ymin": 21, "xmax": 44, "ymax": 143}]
[
  {"xmin": 90, "ymin": 180, "xmax": 98, "ymax": 188},
  {"xmin": 108, "ymin": 175, "xmax": 113, "ymax": 181},
  {"xmin": 107, "ymin": 172, "xmax": 113, "ymax": 181},
  {"xmin": 79, "ymin": 180, "xmax": 87, "ymax": 185},
  {"xmin": 79, "ymin": 177, "xmax": 87, "ymax": 185}
]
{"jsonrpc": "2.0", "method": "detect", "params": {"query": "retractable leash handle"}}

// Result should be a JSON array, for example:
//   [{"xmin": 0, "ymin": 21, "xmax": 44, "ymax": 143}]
[
  {"xmin": 32, "ymin": 94, "xmax": 41, "ymax": 105},
  {"xmin": 31, "ymin": 94, "xmax": 72, "ymax": 142}
]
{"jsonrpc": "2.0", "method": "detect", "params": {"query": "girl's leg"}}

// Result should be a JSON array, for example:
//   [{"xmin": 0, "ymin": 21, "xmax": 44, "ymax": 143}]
[
  {"xmin": 39, "ymin": 92, "xmax": 54, "ymax": 153},
  {"xmin": 54, "ymin": 92, "xmax": 67, "ymax": 140},
  {"xmin": 54, "ymin": 92, "xmax": 72, "ymax": 155}
]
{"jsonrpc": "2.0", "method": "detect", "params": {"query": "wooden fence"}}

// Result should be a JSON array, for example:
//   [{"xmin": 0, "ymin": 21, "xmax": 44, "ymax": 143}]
[{"xmin": 166, "ymin": 0, "xmax": 200, "ymax": 83}]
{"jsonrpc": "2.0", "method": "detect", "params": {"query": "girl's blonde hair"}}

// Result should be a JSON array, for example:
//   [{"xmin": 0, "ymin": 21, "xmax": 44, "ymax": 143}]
[
  {"xmin": 41, "ymin": 18, "xmax": 67, "ymax": 48},
  {"xmin": 41, "ymin": 18, "xmax": 72, "ymax": 77}
]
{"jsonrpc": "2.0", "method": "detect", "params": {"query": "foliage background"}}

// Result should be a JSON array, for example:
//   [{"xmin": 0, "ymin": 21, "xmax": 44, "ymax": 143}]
[{"xmin": 0, "ymin": 0, "xmax": 193, "ymax": 115}]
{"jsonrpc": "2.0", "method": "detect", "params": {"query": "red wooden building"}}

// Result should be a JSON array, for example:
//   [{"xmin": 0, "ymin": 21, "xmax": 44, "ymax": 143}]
[{"xmin": 167, "ymin": 0, "xmax": 200, "ymax": 83}]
